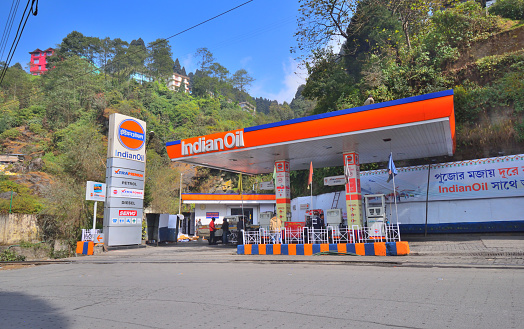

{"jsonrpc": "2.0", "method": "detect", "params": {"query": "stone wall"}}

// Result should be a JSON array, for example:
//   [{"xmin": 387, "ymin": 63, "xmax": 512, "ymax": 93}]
[
  {"xmin": 451, "ymin": 25, "xmax": 524, "ymax": 69},
  {"xmin": 0, "ymin": 214, "xmax": 40, "ymax": 245}
]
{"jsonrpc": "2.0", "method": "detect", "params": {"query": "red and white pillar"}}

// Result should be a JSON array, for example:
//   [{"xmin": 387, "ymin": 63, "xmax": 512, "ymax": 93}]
[
  {"xmin": 344, "ymin": 152, "xmax": 363, "ymax": 227},
  {"xmin": 275, "ymin": 160, "xmax": 290, "ymax": 224}
]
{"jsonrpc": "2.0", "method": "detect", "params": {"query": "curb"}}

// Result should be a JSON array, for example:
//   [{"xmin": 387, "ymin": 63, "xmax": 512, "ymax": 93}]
[{"xmin": 237, "ymin": 241, "xmax": 410, "ymax": 256}]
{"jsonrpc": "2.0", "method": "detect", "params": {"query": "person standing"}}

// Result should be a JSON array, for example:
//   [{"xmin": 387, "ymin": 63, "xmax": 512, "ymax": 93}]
[
  {"xmin": 209, "ymin": 217, "xmax": 216, "ymax": 245},
  {"xmin": 364, "ymin": 94, "xmax": 374, "ymax": 106},
  {"xmin": 269, "ymin": 213, "xmax": 282, "ymax": 244},
  {"xmin": 222, "ymin": 218, "xmax": 229, "ymax": 245}
]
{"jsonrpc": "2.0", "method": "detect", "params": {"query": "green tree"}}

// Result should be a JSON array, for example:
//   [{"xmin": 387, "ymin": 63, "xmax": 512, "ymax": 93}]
[
  {"xmin": 57, "ymin": 31, "xmax": 88, "ymax": 58},
  {"xmin": 294, "ymin": 0, "xmax": 360, "ymax": 62},
  {"xmin": 41, "ymin": 56, "xmax": 103, "ymax": 128},
  {"xmin": 195, "ymin": 47, "xmax": 215, "ymax": 72},
  {"xmin": 231, "ymin": 69, "xmax": 255, "ymax": 93},
  {"xmin": 381, "ymin": 0, "xmax": 442, "ymax": 49},
  {"xmin": 209, "ymin": 62, "xmax": 229, "ymax": 82},
  {"xmin": 147, "ymin": 39, "xmax": 175, "ymax": 82}
]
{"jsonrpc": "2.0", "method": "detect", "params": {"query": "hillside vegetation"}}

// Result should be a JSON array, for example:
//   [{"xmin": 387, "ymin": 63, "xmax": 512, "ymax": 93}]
[{"xmin": 0, "ymin": 0, "xmax": 523, "ymax": 244}]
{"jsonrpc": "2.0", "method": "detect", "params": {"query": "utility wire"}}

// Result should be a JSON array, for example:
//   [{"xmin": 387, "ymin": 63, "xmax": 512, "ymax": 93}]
[
  {"xmin": 0, "ymin": 0, "xmax": 38, "ymax": 86},
  {"xmin": 0, "ymin": 0, "xmax": 21, "ymax": 62},
  {"xmin": 0, "ymin": 0, "xmax": 254, "ymax": 109}
]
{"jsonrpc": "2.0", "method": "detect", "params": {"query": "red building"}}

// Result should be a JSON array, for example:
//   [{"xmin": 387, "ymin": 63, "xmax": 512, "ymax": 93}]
[{"xmin": 29, "ymin": 48, "xmax": 54, "ymax": 75}]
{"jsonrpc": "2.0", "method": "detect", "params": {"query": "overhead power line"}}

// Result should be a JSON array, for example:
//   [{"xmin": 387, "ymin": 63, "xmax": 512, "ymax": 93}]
[
  {"xmin": 0, "ymin": 0, "xmax": 21, "ymax": 62},
  {"xmin": 0, "ymin": 0, "xmax": 38, "ymax": 87}
]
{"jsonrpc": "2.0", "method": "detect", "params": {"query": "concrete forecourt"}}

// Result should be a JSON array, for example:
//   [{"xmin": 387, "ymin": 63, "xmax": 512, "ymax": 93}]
[{"xmin": 1, "ymin": 236, "xmax": 524, "ymax": 329}]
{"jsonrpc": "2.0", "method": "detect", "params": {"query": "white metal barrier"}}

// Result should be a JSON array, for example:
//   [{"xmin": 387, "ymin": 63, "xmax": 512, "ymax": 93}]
[
  {"xmin": 283, "ymin": 227, "xmax": 304, "ymax": 244},
  {"xmin": 81, "ymin": 229, "xmax": 102, "ymax": 241},
  {"xmin": 241, "ymin": 223, "xmax": 401, "ymax": 245}
]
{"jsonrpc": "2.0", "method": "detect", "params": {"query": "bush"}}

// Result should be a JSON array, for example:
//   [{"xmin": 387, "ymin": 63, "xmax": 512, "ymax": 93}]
[
  {"xmin": 0, "ymin": 249, "xmax": 26, "ymax": 261},
  {"xmin": 0, "ymin": 127, "xmax": 20, "ymax": 140},
  {"xmin": 490, "ymin": 0, "xmax": 524, "ymax": 20},
  {"xmin": 28, "ymin": 123, "xmax": 45, "ymax": 135},
  {"xmin": 425, "ymin": 1, "xmax": 499, "ymax": 50}
]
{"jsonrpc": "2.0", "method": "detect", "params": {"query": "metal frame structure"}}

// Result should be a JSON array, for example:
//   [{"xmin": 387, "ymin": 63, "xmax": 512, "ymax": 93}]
[{"xmin": 241, "ymin": 223, "xmax": 401, "ymax": 245}]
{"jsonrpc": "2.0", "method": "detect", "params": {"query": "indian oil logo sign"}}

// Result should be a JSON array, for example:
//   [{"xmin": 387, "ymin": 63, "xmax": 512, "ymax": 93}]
[
  {"xmin": 118, "ymin": 119, "xmax": 145, "ymax": 151},
  {"xmin": 108, "ymin": 113, "xmax": 147, "ymax": 162},
  {"xmin": 180, "ymin": 129, "xmax": 244, "ymax": 156}
]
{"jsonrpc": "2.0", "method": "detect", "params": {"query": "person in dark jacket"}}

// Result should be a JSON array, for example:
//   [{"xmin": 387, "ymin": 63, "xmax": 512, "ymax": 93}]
[{"xmin": 222, "ymin": 218, "xmax": 229, "ymax": 244}]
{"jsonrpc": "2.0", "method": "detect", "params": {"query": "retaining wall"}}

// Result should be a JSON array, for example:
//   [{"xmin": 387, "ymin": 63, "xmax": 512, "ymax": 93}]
[{"xmin": 0, "ymin": 214, "xmax": 40, "ymax": 245}]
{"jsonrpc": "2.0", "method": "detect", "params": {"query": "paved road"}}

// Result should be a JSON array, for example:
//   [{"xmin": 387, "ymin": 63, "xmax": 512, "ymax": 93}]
[{"xmin": 1, "ymin": 235, "xmax": 524, "ymax": 328}]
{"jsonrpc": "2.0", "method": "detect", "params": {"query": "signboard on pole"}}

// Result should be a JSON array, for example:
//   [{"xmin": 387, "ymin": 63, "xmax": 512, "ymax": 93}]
[
  {"xmin": 86, "ymin": 181, "xmax": 106, "ymax": 201},
  {"xmin": 323, "ymin": 175, "xmax": 346, "ymax": 186},
  {"xmin": 259, "ymin": 181, "xmax": 274, "ymax": 190}
]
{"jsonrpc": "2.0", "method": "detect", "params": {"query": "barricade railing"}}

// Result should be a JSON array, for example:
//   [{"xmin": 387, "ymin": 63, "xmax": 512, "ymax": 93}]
[
  {"xmin": 81, "ymin": 229, "xmax": 102, "ymax": 241},
  {"xmin": 283, "ymin": 227, "xmax": 304, "ymax": 244},
  {"xmin": 240, "ymin": 224, "xmax": 401, "ymax": 245}
]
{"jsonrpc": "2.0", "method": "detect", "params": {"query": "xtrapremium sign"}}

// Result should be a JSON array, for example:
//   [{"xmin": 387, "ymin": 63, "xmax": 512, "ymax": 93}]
[{"xmin": 108, "ymin": 113, "xmax": 147, "ymax": 163}]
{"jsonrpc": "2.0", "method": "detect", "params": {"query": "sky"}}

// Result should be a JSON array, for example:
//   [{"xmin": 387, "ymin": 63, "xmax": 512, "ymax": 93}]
[{"xmin": 0, "ymin": 0, "xmax": 308, "ymax": 103}]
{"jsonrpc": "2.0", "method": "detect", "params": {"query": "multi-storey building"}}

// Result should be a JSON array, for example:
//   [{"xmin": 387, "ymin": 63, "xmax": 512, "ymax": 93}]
[
  {"xmin": 29, "ymin": 48, "xmax": 54, "ymax": 75},
  {"xmin": 168, "ymin": 72, "xmax": 190, "ymax": 93}
]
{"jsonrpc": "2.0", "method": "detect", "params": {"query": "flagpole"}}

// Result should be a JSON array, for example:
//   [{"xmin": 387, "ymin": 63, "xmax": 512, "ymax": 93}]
[
  {"xmin": 390, "ymin": 154, "xmax": 400, "ymax": 225},
  {"xmin": 310, "ymin": 181, "xmax": 313, "ymax": 211},
  {"xmin": 240, "ymin": 173, "xmax": 244, "ymax": 222}
]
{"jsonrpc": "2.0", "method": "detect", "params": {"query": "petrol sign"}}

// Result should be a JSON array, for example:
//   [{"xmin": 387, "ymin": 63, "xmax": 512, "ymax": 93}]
[{"xmin": 106, "ymin": 176, "xmax": 145, "ymax": 190}]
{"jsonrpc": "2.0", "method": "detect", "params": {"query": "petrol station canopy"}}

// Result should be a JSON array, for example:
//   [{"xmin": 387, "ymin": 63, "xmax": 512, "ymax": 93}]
[{"xmin": 166, "ymin": 90, "xmax": 455, "ymax": 175}]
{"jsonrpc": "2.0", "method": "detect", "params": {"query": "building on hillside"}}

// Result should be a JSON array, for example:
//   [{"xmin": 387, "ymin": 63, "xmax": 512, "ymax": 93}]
[
  {"xmin": 131, "ymin": 72, "xmax": 152, "ymax": 84},
  {"xmin": 29, "ymin": 48, "xmax": 54, "ymax": 75},
  {"xmin": 168, "ymin": 72, "xmax": 190, "ymax": 93},
  {"xmin": 239, "ymin": 102, "xmax": 256, "ymax": 113}
]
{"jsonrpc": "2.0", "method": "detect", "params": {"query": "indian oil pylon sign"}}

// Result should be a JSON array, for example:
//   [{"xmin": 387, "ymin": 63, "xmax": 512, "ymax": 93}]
[{"xmin": 104, "ymin": 113, "xmax": 146, "ymax": 246}]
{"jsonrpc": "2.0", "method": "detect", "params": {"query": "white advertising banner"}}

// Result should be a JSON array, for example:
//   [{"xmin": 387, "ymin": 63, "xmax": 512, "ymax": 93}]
[
  {"xmin": 107, "ymin": 113, "xmax": 147, "ymax": 163},
  {"xmin": 360, "ymin": 154, "xmax": 524, "ymax": 202},
  {"xmin": 86, "ymin": 181, "xmax": 106, "ymax": 201}
]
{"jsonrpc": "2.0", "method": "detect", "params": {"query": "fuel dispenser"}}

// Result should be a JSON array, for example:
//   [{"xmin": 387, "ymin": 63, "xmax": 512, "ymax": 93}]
[
  {"xmin": 259, "ymin": 211, "xmax": 273, "ymax": 230},
  {"xmin": 325, "ymin": 209, "xmax": 343, "ymax": 228},
  {"xmin": 364, "ymin": 194, "xmax": 386, "ymax": 238},
  {"xmin": 325, "ymin": 208, "xmax": 343, "ymax": 243}
]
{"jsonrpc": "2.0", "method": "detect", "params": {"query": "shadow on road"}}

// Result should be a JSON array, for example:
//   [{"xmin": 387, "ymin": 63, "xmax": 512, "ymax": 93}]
[{"xmin": 0, "ymin": 291, "xmax": 68, "ymax": 328}]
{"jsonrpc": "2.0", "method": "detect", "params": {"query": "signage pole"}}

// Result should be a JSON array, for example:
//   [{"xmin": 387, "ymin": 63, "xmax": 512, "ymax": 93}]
[
  {"xmin": 179, "ymin": 173, "xmax": 183, "ymax": 214},
  {"xmin": 92, "ymin": 201, "xmax": 97, "ymax": 231}
]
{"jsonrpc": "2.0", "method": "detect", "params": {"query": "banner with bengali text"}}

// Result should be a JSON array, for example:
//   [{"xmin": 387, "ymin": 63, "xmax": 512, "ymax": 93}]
[{"xmin": 360, "ymin": 154, "xmax": 524, "ymax": 202}]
